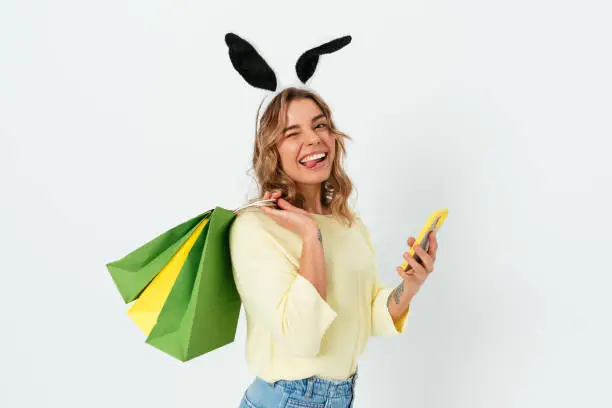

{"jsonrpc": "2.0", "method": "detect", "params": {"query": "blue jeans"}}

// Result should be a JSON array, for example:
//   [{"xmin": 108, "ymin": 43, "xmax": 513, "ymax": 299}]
[{"xmin": 239, "ymin": 369, "xmax": 358, "ymax": 408}]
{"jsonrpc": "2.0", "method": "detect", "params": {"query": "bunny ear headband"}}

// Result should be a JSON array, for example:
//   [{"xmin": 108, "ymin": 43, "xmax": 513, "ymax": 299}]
[{"xmin": 224, "ymin": 32, "xmax": 352, "ymax": 128}]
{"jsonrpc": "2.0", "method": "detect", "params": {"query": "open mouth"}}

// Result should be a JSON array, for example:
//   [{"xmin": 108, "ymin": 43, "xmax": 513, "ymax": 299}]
[{"xmin": 299, "ymin": 152, "xmax": 328, "ymax": 169}]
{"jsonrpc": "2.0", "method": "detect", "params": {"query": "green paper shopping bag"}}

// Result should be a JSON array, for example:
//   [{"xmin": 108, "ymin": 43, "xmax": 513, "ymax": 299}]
[
  {"xmin": 107, "ymin": 211, "xmax": 211, "ymax": 304},
  {"xmin": 106, "ymin": 199, "xmax": 276, "ymax": 362}
]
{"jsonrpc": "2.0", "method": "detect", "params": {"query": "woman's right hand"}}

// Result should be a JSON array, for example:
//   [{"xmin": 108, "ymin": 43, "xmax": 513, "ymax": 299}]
[{"xmin": 259, "ymin": 191, "xmax": 319, "ymax": 239}]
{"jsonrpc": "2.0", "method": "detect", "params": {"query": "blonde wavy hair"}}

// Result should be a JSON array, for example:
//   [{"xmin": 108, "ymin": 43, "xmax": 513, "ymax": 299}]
[{"xmin": 245, "ymin": 87, "xmax": 357, "ymax": 227}]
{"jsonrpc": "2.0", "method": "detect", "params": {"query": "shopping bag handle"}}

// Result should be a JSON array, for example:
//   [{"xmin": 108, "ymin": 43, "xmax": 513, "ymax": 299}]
[{"xmin": 232, "ymin": 198, "xmax": 278, "ymax": 214}]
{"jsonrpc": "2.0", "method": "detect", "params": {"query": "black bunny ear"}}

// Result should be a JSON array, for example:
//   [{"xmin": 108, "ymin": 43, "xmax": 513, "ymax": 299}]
[
  {"xmin": 295, "ymin": 35, "xmax": 352, "ymax": 84},
  {"xmin": 225, "ymin": 33, "xmax": 277, "ymax": 91}
]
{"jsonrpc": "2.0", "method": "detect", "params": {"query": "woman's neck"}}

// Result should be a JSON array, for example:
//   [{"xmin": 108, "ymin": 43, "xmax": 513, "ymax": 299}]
[{"xmin": 299, "ymin": 183, "xmax": 328, "ymax": 214}]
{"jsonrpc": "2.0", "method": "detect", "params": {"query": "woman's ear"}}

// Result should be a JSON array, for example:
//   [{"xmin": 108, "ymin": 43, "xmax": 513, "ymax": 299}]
[
  {"xmin": 295, "ymin": 35, "xmax": 352, "ymax": 84},
  {"xmin": 225, "ymin": 33, "xmax": 278, "ymax": 91}
]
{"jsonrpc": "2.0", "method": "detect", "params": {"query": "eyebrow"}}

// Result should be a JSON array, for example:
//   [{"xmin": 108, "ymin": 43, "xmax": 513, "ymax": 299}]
[{"xmin": 283, "ymin": 114, "xmax": 327, "ymax": 133}]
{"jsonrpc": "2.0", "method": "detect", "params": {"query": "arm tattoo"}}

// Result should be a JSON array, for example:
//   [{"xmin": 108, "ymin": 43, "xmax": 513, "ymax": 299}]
[
  {"xmin": 387, "ymin": 281, "xmax": 405, "ymax": 307},
  {"xmin": 317, "ymin": 227, "xmax": 322, "ymax": 243}
]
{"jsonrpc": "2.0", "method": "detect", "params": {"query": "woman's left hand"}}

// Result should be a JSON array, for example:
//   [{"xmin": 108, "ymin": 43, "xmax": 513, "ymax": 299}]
[{"xmin": 395, "ymin": 230, "xmax": 438, "ymax": 300}]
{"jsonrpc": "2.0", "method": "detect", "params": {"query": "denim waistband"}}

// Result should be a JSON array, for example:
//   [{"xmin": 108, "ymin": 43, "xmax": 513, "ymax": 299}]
[{"xmin": 268, "ymin": 369, "xmax": 358, "ymax": 398}]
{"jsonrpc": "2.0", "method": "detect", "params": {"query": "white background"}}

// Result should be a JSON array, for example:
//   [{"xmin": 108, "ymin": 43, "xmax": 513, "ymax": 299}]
[{"xmin": 1, "ymin": 1, "xmax": 611, "ymax": 407}]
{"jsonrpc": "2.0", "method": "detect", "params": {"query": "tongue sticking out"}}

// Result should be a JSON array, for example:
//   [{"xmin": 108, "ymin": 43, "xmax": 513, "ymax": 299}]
[{"xmin": 302, "ymin": 157, "xmax": 325, "ymax": 169}]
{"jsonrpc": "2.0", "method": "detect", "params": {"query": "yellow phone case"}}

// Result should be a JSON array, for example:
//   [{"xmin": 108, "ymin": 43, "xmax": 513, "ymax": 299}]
[{"xmin": 400, "ymin": 208, "xmax": 448, "ymax": 271}]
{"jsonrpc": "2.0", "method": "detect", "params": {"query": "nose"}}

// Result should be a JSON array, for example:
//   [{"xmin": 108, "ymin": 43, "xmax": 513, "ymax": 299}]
[{"xmin": 305, "ymin": 128, "xmax": 323, "ymax": 146}]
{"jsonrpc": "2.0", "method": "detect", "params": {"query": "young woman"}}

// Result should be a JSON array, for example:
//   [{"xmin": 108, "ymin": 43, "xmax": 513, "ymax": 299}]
[{"xmin": 229, "ymin": 87, "xmax": 438, "ymax": 408}]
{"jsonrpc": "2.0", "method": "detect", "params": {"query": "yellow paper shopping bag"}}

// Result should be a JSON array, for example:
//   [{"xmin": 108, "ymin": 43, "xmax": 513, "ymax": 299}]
[{"xmin": 126, "ymin": 218, "xmax": 209, "ymax": 335}]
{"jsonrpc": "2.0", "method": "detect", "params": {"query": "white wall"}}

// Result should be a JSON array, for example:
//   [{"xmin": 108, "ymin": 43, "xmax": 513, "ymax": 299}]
[{"xmin": 1, "ymin": 1, "xmax": 610, "ymax": 407}]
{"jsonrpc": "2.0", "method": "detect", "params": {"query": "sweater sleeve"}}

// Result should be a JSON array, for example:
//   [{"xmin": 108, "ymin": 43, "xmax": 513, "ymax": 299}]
[
  {"xmin": 357, "ymin": 217, "xmax": 409, "ymax": 337},
  {"xmin": 229, "ymin": 210, "xmax": 338, "ymax": 357}
]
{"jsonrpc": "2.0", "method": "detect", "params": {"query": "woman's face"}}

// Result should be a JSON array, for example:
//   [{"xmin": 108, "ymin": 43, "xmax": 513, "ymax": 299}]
[{"xmin": 276, "ymin": 98, "xmax": 335, "ymax": 186}]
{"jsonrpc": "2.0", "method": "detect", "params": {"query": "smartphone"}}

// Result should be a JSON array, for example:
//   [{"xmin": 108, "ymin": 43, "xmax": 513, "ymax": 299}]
[{"xmin": 400, "ymin": 208, "xmax": 448, "ymax": 272}]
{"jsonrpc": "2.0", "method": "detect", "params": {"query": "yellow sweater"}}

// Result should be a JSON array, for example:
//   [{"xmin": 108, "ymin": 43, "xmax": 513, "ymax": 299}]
[{"xmin": 228, "ymin": 207, "xmax": 409, "ymax": 382}]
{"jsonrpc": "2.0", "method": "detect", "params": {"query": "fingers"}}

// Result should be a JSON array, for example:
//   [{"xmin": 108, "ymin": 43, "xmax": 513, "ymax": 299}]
[
  {"xmin": 263, "ymin": 190, "xmax": 282, "ymax": 197},
  {"xmin": 396, "ymin": 266, "xmax": 413, "ymax": 279},
  {"xmin": 398, "ymin": 258, "xmax": 427, "ymax": 282},
  {"xmin": 276, "ymin": 198, "xmax": 291, "ymax": 209},
  {"xmin": 407, "ymin": 237, "xmax": 415, "ymax": 247},
  {"xmin": 402, "ymin": 251, "xmax": 425, "ymax": 275},
  {"xmin": 405, "ymin": 232, "xmax": 437, "ymax": 271},
  {"xmin": 396, "ymin": 262, "xmax": 425, "ymax": 282},
  {"xmin": 263, "ymin": 191, "xmax": 283, "ymax": 209},
  {"xmin": 261, "ymin": 190, "xmax": 289, "ymax": 218},
  {"xmin": 411, "ymin": 244, "xmax": 434, "ymax": 274},
  {"xmin": 401, "ymin": 247, "xmax": 432, "ymax": 278}
]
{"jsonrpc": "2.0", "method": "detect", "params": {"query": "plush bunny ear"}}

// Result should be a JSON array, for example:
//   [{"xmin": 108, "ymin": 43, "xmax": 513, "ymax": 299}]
[
  {"xmin": 295, "ymin": 35, "xmax": 352, "ymax": 84},
  {"xmin": 225, "ymin": 33, "xmax": 278, "ymax": 91}
]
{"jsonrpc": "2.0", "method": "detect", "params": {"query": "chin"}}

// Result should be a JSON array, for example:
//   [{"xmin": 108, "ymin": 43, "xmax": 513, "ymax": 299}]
[{"xmin": 297, "ymin": 161, "xmax": 333, "ymax": 181}]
